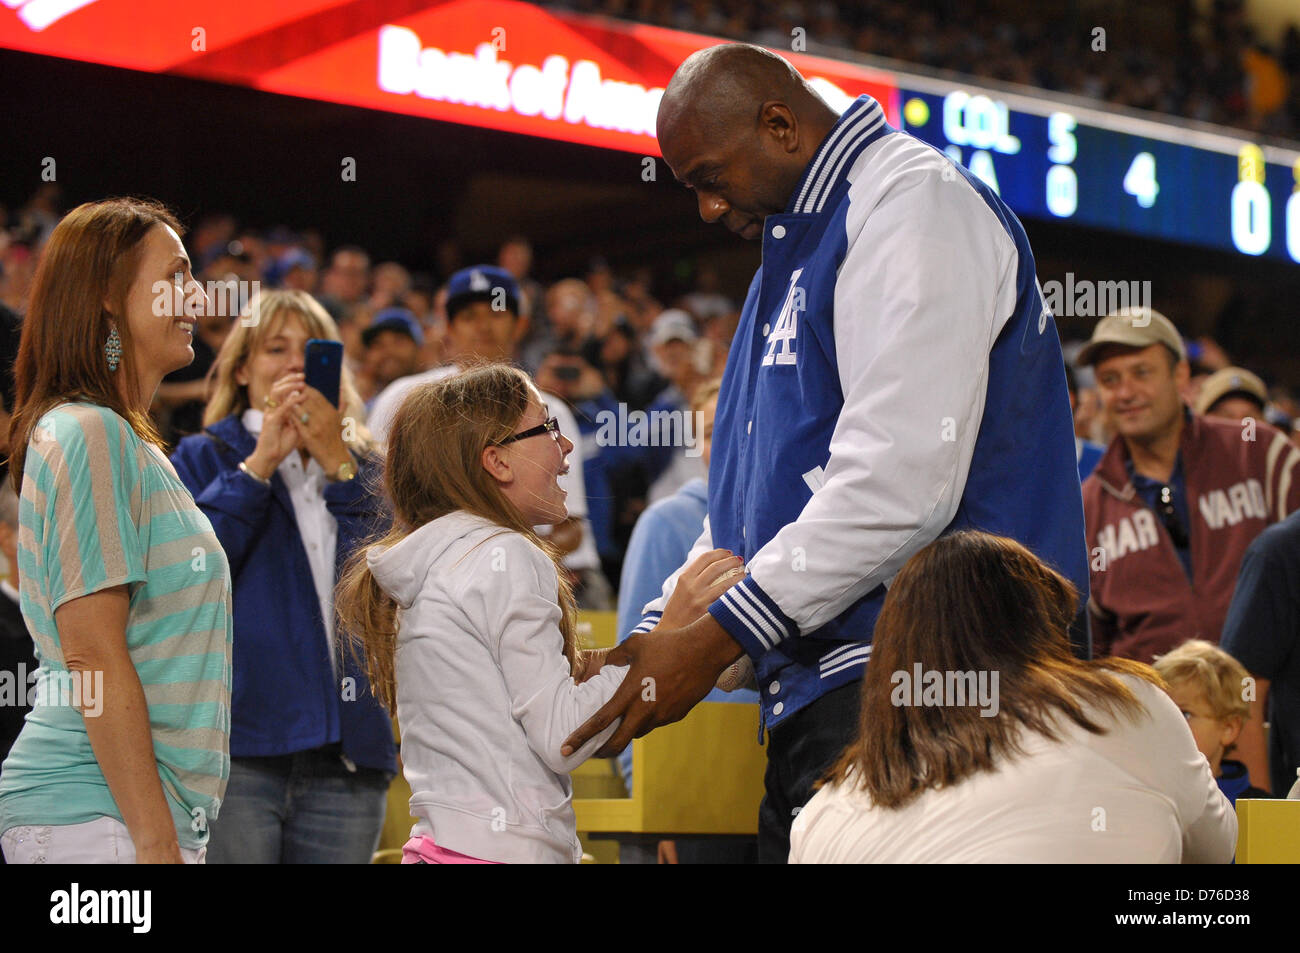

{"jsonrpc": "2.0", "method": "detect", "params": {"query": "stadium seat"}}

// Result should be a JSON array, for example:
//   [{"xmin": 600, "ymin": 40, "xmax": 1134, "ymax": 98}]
[
  {"xmin": 1235, "ymin": 798, "xmax": 1300, "ymax": 863},
  {"xmin": 573, "ymin": 700, "xmax": 767, "ymax": 840}
]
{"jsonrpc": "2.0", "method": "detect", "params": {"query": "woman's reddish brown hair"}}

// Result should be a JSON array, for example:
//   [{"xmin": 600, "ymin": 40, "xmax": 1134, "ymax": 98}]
[{"xmin": 8, "ymin": 197, "xmax": 178, "ymax": 489}]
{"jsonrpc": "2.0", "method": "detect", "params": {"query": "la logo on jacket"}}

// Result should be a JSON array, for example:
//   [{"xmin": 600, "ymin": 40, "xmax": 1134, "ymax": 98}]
[{"xmin": 763, "ymin": 268, "xmax": 803, "ymax": 367}]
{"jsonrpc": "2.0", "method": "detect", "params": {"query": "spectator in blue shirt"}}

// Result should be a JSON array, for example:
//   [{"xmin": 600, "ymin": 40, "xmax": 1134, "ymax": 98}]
[
  {"xmin": 1221, "ymin": 510, "xmax": 1300, "ymax": 796},
  {"xmin": 615, "ymin": 377, "xmax": 757, "ymax": 862}
]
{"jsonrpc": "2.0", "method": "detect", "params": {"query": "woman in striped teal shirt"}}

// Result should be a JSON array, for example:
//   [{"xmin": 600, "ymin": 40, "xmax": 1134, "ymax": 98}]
[{"xmin": 0, "ymin": 198, "xmax": 233, "ymax": 864}]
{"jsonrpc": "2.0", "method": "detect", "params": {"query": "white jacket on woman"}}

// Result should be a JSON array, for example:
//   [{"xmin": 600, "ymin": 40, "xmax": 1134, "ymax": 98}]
[
  {"xmin": 790, "ymin": 674, "xmax": 1237, "ymax": 863},
  {"xmin": 368, "ymin": 510, "xmax": 625, "ymax": 863}
]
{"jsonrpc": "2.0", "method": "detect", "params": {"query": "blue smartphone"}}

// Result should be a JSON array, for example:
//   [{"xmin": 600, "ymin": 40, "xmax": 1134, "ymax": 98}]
[{"xmin": 304, "ymin": 339, "xmax": 343, "ymax": 408}]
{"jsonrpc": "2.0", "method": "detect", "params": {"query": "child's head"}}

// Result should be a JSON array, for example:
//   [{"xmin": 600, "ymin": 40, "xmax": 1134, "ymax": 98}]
[
  {"xmin": 336, "ymin": 363, "xmax": 581, "ymax": 714},
  {"xmin": 1152, "ymin": 640, "xmax": 1252, "ymax": 777},
  {"xmin": 384, "ymin": 362, "xmax": 574, "ymax": 531}
]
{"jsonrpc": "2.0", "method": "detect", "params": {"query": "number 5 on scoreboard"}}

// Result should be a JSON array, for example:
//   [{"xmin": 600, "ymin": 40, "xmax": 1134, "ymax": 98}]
[{"xmin": 1123, "ymin": 152, "xmax": 1159, "ymax": 208}]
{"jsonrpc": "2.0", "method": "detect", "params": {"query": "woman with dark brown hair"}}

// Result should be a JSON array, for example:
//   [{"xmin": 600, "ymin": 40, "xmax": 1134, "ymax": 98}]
[
  {"xmin": 0, "ymin": 198, "xmax": 232, "ymax": 864},
  {"xmin": 790, "ymin": 531, "xmax": 1235, "ymax": 864}
]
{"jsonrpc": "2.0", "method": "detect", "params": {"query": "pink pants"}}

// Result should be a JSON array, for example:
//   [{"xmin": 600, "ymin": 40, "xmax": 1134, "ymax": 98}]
[{"xmin": 401, "ymin": 833, "xmax": 499, "ymax": 864}]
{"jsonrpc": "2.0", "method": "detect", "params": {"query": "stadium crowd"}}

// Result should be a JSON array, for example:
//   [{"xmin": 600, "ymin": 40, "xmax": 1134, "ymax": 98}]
[
  {"xmin": 0, "ymin": 146, "xmax": 1298, "ymax": 864},
  {"xmin": 545, "ymin": 0, "xmax": 1300, "ymax": 141}
]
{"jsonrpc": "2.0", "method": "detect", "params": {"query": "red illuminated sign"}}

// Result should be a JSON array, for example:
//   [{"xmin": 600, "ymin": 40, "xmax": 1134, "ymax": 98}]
[{"xmin": 1, "ymin": 0, "xmax": 899, "ymax": 154}]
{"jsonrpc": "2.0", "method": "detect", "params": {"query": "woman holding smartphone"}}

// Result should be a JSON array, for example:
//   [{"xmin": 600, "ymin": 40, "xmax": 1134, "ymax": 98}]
[
  {"xmin": 0, "ymin": 198, "xmax": 232, "ymax": 864},
  {"xmin": 171, "ymin": 289, "xmax": 396, "ymax": 864}
]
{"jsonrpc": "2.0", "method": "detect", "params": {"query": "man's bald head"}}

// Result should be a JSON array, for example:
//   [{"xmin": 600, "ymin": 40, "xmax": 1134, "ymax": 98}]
[
  {"xmin": 657, "ymin": 44, "xmax": 839, "ymax": 238},
  {"xmin": 658, "ymin": 43, "xmax": 813, "ymax": 141}
]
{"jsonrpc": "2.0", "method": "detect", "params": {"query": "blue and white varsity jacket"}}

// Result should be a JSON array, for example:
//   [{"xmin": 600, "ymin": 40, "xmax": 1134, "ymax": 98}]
[{"xmin": 631, "ymin": 95, "xmax": 1089, "ymax": 732}]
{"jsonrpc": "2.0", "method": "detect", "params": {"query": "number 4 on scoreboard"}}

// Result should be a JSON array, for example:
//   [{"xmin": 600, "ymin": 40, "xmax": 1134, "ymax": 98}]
[{"xmin": 1124, "ymin": 152, "xmax": 1159, "ymax": 208}]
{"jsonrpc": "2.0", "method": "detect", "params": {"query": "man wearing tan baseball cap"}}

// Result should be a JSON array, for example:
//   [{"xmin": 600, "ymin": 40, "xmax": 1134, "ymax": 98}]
[
  {"xmin": 1075, "ymin": 306, "xmax": 1187, "ymax": 366},
  {"xmin": 1077, "ymin": 308, "xmax": 1300, "ymax": 662}
]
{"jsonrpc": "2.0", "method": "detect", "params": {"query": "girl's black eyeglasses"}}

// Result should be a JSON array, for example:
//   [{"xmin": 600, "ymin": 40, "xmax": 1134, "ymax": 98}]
[{"xmin": 496, "ymin": 417, "xmax": 561, "ymax": 446}]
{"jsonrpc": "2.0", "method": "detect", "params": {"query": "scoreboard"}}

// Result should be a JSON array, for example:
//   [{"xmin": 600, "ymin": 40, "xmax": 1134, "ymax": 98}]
[{"xmin": 895, "ymin": 81, "xmax": 1300, "ymax": 264}]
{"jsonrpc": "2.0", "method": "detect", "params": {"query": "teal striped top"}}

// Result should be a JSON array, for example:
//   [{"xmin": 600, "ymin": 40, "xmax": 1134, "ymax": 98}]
[{"xmin": 0, "ymin": 402, "xmax": 232, "ymax": 849}]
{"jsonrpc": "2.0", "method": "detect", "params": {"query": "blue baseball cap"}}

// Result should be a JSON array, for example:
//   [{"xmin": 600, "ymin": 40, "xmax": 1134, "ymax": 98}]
[
  {"xmin": 446, "ymin": 265, "xmax": 521, "ymax": 319},
  {"xmin": 264, "ymin": 247, "xmax": 317, "ymax": 286},
  {"xmin": 362, "ymin": 307, "xmax": 424, "ymax": 347}
]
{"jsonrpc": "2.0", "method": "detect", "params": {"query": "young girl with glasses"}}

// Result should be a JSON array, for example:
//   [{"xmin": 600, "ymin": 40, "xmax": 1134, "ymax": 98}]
[{"xmin": 336, "ymin": 364, "xmax": 739, "ymax": 863}]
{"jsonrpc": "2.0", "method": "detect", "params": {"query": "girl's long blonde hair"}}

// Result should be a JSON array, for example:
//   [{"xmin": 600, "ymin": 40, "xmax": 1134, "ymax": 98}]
[
  {"xmin": 334, "ymin": 363, "xmax": 579, "ymax": 715},
  {"xmin": 203, "ymin": 289, "xmax": 371, "ymax": 454}
]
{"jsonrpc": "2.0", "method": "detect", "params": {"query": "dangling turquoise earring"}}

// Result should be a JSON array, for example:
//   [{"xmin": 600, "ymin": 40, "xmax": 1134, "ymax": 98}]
[{"xmin": 105, "ymin": 325, "xmax": 122, "ymax": 372}]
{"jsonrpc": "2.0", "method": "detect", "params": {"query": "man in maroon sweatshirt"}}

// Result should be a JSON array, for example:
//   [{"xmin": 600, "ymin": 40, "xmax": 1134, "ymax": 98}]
[{"xmin": 1078, "ymin": 308, "xmax": 1300, "ymax": 662}]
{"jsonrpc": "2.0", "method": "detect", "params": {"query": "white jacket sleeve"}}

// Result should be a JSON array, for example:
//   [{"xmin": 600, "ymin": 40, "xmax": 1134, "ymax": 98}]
[
  {"xmin": 715, "ymin": 146, "xmax": 1021, "ymax": 645},
  {"xmin": 486, "ymin": 537, "xmax": 627, "ymax": 774},
  {"xmin": 624, "ymin": 516, "xmax": 715, "ymax": 638}
]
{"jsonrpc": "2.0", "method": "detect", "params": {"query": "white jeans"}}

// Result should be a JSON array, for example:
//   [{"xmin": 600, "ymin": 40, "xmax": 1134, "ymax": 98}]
[{"xmin": 1, "ymin": 816, "xmax": 205, "ymax": 864}]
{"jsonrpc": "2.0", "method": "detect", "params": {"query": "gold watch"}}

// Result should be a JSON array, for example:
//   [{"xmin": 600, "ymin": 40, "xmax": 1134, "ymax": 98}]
[{"xmin": 331, "ymin": 459, "xmax": 357, "ymax": 482}]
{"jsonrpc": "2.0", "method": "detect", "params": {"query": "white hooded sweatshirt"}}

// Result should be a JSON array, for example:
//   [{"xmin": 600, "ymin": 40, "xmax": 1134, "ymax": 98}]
[{"xmin": 368, "ymin": 510, "xmax": 626, "ymax": 863}]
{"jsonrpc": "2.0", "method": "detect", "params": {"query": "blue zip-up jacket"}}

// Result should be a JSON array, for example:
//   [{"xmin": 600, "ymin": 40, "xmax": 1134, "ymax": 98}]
[
  {"xmin": 1216, "ymin": 760, "xmax": 1267, "ymax": 808},
  {"xmin": 171, "ymin": 416, "xmax": 397, "ymax": 774},
  {"xmin": 631, "ymin": 95, "xmax": 1089, "ymax": 731}
]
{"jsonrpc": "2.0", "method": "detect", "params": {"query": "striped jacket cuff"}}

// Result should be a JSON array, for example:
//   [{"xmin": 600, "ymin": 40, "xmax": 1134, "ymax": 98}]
[
  {"xmin": 628, "ymin": 611, "xmax": 662, "ymax": 637},
  {"xmin": 708, "ymin": 576, "xmax": 798, "ymax": 656}
]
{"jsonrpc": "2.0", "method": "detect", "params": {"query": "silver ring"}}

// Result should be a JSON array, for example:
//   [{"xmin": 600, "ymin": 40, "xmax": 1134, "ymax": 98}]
[{"xmin": 299, "ymin": 412, "xmax": 310, "ymax": 424}]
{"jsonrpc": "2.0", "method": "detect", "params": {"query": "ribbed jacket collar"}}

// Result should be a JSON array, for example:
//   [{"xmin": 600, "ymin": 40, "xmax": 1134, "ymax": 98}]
[{"xmin": 785, "ymin": 94, "xmax": 889, "ymax": 215}]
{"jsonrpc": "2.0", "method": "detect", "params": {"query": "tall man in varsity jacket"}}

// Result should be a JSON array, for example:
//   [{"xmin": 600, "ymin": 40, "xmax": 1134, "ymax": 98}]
[{"xmin": 562, "ymin": 43, "xmax": 1089, "ymax": 861}]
